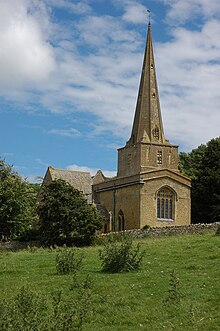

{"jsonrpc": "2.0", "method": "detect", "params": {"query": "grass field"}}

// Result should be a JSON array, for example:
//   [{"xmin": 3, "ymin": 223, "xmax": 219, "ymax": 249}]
[{"xmin": 0, "ymin": 232, "xmax": 220, "ymax": 330}]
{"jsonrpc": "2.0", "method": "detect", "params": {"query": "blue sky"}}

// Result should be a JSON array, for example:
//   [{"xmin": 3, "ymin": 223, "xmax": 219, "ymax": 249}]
[{"xmin": 0, "ymin": 0, "xmax": 220, "ymax": 182}]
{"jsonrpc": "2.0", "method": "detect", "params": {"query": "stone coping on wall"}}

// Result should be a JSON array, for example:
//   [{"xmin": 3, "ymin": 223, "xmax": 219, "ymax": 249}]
[
  {"xmin": 0, "ymin": 240, "xmax": 41, "ymax": 250},
  {"xmin": 99, "ymin": 222, "xmax": 220, "ymax": 238}
]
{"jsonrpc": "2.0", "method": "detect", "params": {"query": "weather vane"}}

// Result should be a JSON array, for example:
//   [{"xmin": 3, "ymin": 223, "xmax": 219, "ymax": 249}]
[{"xmin": 147, "ymin": 9, "xmax": 151, "ymax": 24}]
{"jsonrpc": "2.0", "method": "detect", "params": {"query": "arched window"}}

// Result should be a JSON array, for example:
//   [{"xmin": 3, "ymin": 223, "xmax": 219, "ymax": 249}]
[
  {"xmin": 157, "ymin": 188, "xmax": 175, "ymax": 221},
  {"xmin": 152, "ymin": 126, "xmax": 159, "ymax": 140},
  {"xmin": 118, "ymin": 210, "xmax": 125, "ymax": 231}
]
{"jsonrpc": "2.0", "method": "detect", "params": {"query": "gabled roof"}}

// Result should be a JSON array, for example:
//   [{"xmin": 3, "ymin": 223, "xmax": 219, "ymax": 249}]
[{"xmin": 43, "ymin": 166, "xmax": 92, "ymax": 203}]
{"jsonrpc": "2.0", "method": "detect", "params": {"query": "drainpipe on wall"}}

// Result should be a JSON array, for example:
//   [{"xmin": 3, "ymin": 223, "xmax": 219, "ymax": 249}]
[
  {"xmin": 109, "ymin": 211, "xmax": 113, "ymax": 232},
  {"xmin": 113, "ymin": 184, "xmax": 116, "ymax": 232}
]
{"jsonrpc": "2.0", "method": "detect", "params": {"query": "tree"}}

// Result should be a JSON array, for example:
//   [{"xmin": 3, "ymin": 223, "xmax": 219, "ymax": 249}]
[
  {"xmin": 0, "ymin": 159, "xmax": 39, "ymax": 240},
  {"xmin": 38, "ymin": 179, "xmax": 102, "ymax": 246},
  {"xmin": 179, "ymin": 144, "xmax": 206, "ymax": 180},
  {"xmin": 179, "ymin": 137, "xmax": 220, "ymax": 223}
]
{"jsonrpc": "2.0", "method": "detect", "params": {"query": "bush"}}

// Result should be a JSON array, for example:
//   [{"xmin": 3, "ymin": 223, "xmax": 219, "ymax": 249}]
[
  {"xmin": 55, "ymin": 246, "xmax": 83, "ymax": 275},
  {"xmin": 18, "ymin": 228, "xmax": 41, "ymax": 242},
  {"xmin": 0, "ymin": 284, "xmax": 92, "ymax": 331},
  {"xmin": 38, "ymin": 179, "xmax": 102, "ymax": 246},
  {"xmin": 215, "ymin": 224, "xmax": 220, "ymax": 236},
  {"xmin": 0, "ymin": 286, "xmax": 46, "ymax": 331},
  {"xmin": 142, "ymin": 224, "xmax": 150, "ymax": 230},
  {"xmin": 99, "ymin": 235, "xmax": 145, "ymax": 273},
  {"xmin": 0, "ymin": 159, "xmax": 39, "ymax": 240}
]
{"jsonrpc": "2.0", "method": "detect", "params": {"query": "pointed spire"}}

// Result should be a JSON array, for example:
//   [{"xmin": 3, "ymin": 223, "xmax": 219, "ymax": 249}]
[{"xmin": 127, "ymin": 23, "xmax": 167, "ymax": 146}]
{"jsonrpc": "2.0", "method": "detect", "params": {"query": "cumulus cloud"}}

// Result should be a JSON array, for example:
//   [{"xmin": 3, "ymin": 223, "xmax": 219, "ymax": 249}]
[
  {"xmin": 156, "ymin": 18, "xmax": 220, "ymax": 149},
  {"xmin": 0, "ymin": 0, "xmax": 56, "ymax": 91},
  {"xmin": 162, "ymin": 0, "xmax": 220, "ymax": 24},
  {"xmin": 67, "ymin": 164, "xmax": 117, "ymax": 178},
  {"xmin": 0, "ymin": 0, "xmax": 220, "ymax": 154},
  {"xmin": 122, "ymin": 3, "xmax": 149, "ymax": 24}
]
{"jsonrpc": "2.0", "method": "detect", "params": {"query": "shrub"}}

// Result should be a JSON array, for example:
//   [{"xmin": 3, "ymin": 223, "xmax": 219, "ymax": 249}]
[
  {"xmin": 215, "ymin": 224, "xmax": 220, "ymax": 236},
  {"xmin": 38, "ymin": 179, "xmax": 102, "ymax": 246},
  {"xmin": 55, "ymin": 246, "xmax": 83, "ymax": 275},
  {"xmin": 0, "ymin": 284, "xmax": 92, "ymax": 331},
  {"xmin": 99, "ymin": 235, "xmax": 145, "ymax": 273},
  {"xmin": 18, "ymin": 228, "xmax": 41, "ymax": 242},
  {"xmin": 0, "ymin": 159, "xmax": 39, "ymax": 240},
  {"xmin": 0, "ymin": 286, "xmax": 46, "ymax": 331},
  {"xmin": 142, "ymin": 224, "xmax": 150, "ymax": 230}
]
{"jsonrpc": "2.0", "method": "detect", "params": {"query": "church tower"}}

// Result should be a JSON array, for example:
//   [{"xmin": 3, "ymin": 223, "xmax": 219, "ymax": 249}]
[
  {"xmin": 93, "ymin": 22, "xmax": 191, "ymax": 232},
  {"xmin": 118, "ymin": 23, "xmax": 179, "ymax": 177}
]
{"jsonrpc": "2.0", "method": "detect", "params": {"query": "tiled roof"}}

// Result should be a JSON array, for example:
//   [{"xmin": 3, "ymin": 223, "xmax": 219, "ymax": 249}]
[{"xmin": 48, "ymin": 167, "xmax": 92, "ymax": 203}]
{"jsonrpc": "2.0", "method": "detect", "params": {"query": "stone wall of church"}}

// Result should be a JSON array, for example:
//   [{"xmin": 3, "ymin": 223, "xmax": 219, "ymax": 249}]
[
  {"xmin": 93, "ymin": 169, "xmax": 191, "ymax": 232},
  {"xmin": 94, "ymin": 183, "xmax": 141, "ymax": 231},
  {"xmin": 117, "ymin": 142, "xmax": 179, "ymax": 178},
  {"xmin": 117, "ymin": 144, "xmax": 141, "ymax": 177},
  {"xmin": 140, "ymin": 176, "xmax": 191, "ymax": 228},
  {"xmin": 140, "ymin": 143, "xmax": 179, "ymax": 171}
]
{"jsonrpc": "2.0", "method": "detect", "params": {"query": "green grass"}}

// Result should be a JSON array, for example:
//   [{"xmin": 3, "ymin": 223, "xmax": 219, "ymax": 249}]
[{"xmin": 0, "ymin": 232, "xmax": 220, "ymax": 330}]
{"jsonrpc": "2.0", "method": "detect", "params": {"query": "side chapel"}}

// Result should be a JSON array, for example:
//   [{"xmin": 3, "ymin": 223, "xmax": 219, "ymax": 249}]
[{"xmin": 92, "ymin": 23, "xmax": 191, "ymax": 232}]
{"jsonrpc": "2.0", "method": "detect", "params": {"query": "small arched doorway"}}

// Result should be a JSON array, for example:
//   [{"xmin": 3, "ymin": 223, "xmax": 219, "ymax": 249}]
[{"xmin": 118, "ymin": 210, "xmax": 125, "ymax": 231}]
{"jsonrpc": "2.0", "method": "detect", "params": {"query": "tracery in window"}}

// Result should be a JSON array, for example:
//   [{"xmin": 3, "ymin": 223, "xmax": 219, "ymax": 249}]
[
  {"xmin": 152, "ymin": 126, "xmax": 159, "ymax": 140},
  {"xmin": 157, "ymin": 150, "xmax": 162, "ymax": 164},
  {"xmin": 157, "ymin": 188, "xmax": 175, "ymax": 220}
]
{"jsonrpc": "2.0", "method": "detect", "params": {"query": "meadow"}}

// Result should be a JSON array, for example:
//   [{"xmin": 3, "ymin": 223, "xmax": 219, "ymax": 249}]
[{"xmin": 0, "ymin": 231, "xmax": 219, "ymax": 330}]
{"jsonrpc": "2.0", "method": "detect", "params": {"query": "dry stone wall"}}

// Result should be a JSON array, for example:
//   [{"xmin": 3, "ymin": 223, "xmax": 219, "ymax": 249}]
[{"xmin": 99, "ymin": 222, "xmax": 220, "ymax": 239}]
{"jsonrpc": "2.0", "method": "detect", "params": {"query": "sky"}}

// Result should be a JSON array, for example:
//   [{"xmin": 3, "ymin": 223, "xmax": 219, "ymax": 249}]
[{"xmin": 0, "ymin": 0, "xmax": 220, "ymax": 182}]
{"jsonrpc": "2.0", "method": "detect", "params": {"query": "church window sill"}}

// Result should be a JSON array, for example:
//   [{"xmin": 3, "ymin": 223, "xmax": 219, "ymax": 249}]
[{"xmin": 157, "ymin": 218, "xmax": 174, "ymax": 222}]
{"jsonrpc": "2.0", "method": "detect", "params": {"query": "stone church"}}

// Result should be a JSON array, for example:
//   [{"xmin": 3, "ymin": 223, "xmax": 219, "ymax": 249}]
[
  {"xmin": 42, "ymin": 23, "xmax": 191, "ymax": 233},
  {"xmin": 92, "ymin": 23, "xmax": 191, "ymax": 232}
]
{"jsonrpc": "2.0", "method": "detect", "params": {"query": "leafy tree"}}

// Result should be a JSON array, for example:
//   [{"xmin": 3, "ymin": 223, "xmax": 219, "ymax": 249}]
[
  {"xmin": 179, "ymin": 144, "xmax": 206, "ymax": 180},
  {"xmin": 0, "ymin": 159, "xmax": 39, "ymax": 240},
  {"xmin": 38, "ymin": 179, "xmax": 102, "ymax": 246},
  {"xmin": 179, "ymin": 137, "xmax": 220, "ymax": 223}
]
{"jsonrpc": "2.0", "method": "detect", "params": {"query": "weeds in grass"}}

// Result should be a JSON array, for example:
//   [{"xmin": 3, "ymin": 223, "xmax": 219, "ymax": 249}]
[
  {"xmin": 55, "ymin": 246, "xmax": 83, "ymax": 275},
  {"xmin": 70, "ymin": 273, "xmax": 93, "ymax": 291},
  {"xmin": 0, "ymin": 281, "xmax": 93, "ymax": 331},
  {"xmin": 0, "ymin": 286, "xmax": 46, "ymax": 331},
  {"xmin": 164, "ymin": 270, "xmax": 182, "ymax": 303},
  {"xmin": 99, "ymin": 235, "xmax": 145, "ymax": 273}
]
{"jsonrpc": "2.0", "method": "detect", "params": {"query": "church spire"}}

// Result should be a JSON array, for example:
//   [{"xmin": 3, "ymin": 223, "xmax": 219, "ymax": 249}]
[{"xmin": 127, "ymin": 23, "xmax": 167, "ymax": 146}]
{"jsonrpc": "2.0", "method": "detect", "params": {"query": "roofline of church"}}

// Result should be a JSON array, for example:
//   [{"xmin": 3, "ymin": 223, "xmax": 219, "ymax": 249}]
[
  {"xmin": 47, "ymin": 166, "xmax": 91, "ymax": 175},
  {"xmin": 93, "ymin": 168, "xmax": 191, "ymax": 191}
]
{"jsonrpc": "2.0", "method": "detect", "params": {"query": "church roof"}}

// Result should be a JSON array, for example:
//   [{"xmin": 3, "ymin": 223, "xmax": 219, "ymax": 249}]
[
  {"xmin": 127, "ymin": 23, "xmax": 167, "ymax": 145},
  {"xmin": 43, "ymin": 166, "xmax": 92, "ymax": 203}
]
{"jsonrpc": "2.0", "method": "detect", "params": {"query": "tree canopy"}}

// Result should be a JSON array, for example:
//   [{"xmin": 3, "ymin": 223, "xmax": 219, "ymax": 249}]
[
  {"xmin": 0, "ymin": 159, "xmax": 39, "ymax": 240},
  {"xmin": 38, "ymin": 179, "xmax": 102, "ymax": 246},
  {"xmin": 179, "ymin": 137, "xmax": 220, "ymax": 223}
]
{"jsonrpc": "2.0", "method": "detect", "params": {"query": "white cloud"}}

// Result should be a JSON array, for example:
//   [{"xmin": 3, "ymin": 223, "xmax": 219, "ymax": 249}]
[
  {"xmin": 45, "ymin": 0, "xmax": 91, "ymax": 14},
  {"xmin": 0, "ymin": 0, "xmax": 220, "ymax": 154},
  {"xmin": 156, "ymin": 19, "xmax": 220, "ymax": 149},
  {"xmin": 122, "ymin": 3, "xmax": 148, "ymax": 24},
  {"xmin": 162, "ymin": 0, "xmax": 220, "ymax": 24},
  {"xmin": 67, "ymin": 164, "xmax": 116, "ymax": 178},
  {"xmin": 48, "ymin": 128, "xmax": 81, "ymax": 137},
  {"xmin": 0, "ymin": 0, "xmax": 56, "ymax": 90}
]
